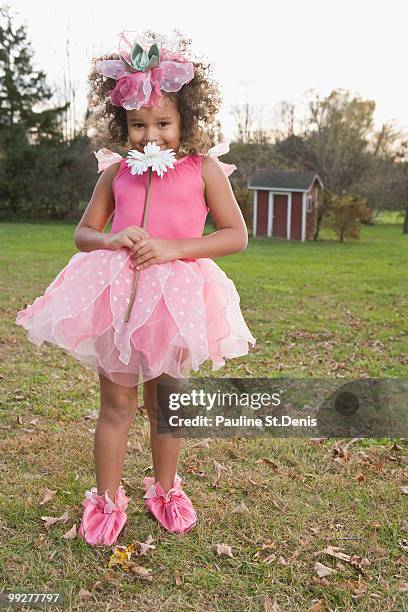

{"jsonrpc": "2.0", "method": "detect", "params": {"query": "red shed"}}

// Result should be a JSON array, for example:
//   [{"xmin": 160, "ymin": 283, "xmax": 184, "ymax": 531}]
[{"xmin": 248, "ymin": 170, "xmax": 324, "ymax": 241}]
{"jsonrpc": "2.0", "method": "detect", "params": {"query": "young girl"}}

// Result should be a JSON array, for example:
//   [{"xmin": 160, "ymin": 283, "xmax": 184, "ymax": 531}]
[{"xmin": 15, "ymin": 30, "xmax": 256, "ymax": 546}]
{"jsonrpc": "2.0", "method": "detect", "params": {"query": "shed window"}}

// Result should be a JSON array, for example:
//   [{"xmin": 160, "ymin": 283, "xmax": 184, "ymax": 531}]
[{"xmin": 307, "ymin": 196, "xmax": 313, "ymax": 212}]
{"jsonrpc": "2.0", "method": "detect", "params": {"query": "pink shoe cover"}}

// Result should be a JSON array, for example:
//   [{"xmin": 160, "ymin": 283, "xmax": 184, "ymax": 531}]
[
  {"xmin": 78, "ymin": 485, "xmax": 131, "ymax": 546},
  {"xmin": 143, "ymin": 474, "xmax": 197, "ymax": 534}
]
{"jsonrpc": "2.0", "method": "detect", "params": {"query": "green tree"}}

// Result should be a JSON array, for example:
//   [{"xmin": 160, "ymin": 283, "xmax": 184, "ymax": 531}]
[
  {"xmin": 324, "ymin": 192, "xmax": 372, "ymax": 242},
  {"xmin": 0, "ymin": 5, "xmax": 68, "ymax": 215},
  {"xmin": 0, "ymin": 5, "xmax": 67, "ymax": 141}
]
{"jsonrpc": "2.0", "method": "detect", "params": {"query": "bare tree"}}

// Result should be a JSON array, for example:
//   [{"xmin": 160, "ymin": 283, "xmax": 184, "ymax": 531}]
[
  {"xmin": 230, "ymin": 102, "xmax": 273, "ymax": 144},
  {"xmin": 230, "ymin": 102, "xmax": 256, "ymax": 143},
  {"xmin": 271, "ymin": 99, "xmax": 296, "ymax": 142}
]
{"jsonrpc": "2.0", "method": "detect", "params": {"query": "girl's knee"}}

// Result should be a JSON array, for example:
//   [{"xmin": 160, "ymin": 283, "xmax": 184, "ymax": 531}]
[
  {"xmin": 99, "ymin": 398, "xmax": 137, "ymax": 427},
  {"xmin": 99, "ymin": 376, "xmax": 138, "ymax": 426}
]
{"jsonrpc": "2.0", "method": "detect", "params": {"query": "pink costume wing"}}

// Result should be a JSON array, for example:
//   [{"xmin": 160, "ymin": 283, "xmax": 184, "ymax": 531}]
[
  {"xmin": 94, "ymin": 148, "xmax": 123, "ymax": 173},
  {"xmin": 95, "ymin": 59, "xmax": 129, "ymax": 80},
  {"xmin": 206, "ymin": 142, "xmax": 237, "ymax": 177}
]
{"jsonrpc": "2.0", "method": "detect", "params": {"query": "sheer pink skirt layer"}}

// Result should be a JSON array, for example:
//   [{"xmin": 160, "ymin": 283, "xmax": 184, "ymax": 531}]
[{"xmin": 15, "ymin": 248, "xmax": 256, "ymax": 387}]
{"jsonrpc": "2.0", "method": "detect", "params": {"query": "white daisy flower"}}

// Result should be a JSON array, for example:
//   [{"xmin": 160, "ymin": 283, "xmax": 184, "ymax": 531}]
[{"xmin": 126, "ymin": 142, "xmax": 177, "ymax": 178}]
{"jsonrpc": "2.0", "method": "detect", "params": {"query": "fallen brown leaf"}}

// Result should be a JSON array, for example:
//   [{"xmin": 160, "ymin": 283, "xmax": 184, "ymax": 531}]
[
  {"xmin": 231, "ymin": 501, "xmax": 249, "ymax": 513},
  {"xmin": 214, "ymin": 543, "xmax": 233, "ymax": 557},
  {"xmin": 246, "ymin": 477, "xmax": 269, "ymax": 490},
  {"xmin": 391, "ymin": 443, "xmax": 403, "ymax": 451},
  {"xmin": 348, "ymin": 575, "xmax": 367, "ymax": 599},
  {"xmin": 358, "ymin": 451, "xmax": 374, "ymax": 465},
  {"xmin": 257, "ymin": 458, "xmax": 279, "ymax": 469},
  {"xmin": 308, "ymin": 600, "xmax": 325, "ymax": 611},
  {"xmin": 136, "ymin": 534, "xmax": 156, "ymax": 556},
  {"xmin": 63, "ymin": 524, "xmax": 77, "ymax": 539},
  {"xmin": 213, "ymin": 460, "xmax": 228, "ymax": 485},
  {"xmin": 39, "ymin": 487, "xmax": 57, "ymax": 505},
  {"xmin": 261, "ymin": 539, "xmax": 277, "ymax": 550},
  {"xmin": 317, "ymin": 545, "xmax": 370, "ymax": 575},
  {"xmin": 331, "ymin": 440, "xmax": 350, "ymax": 465},
  {"xmin": 369, "ymin": 521, "xmax": 382, "ymax": 530},
  {"xmin": 314, "ymin": 561, "xmax": 335, "ymax": 578},
  {"xmin": 398, "ymin": 539, "xmax": 408, "ymax": 551},
  {"xmin": 41, "ymin": 511, "xmax": 69, "ymax": 529},
  {"xmin": 126, "ymin": 563, "xmax": 153, "ymax": 581},
  {"xmin": 192, "ymin": 439, "xmax": 211, "ymax": 449},
  {"xmin": 78, "ymin": 589, "xmax": 92, "ymax": 600},
  {"xmin": 289, "ymin": 549, "xmax": 301, "ymax": 561},
  {"xmin": 263, "ymin": 595, "xmax": 280, "ymax": 612},
  {"xmin": 308, "ymin": 438, "xmax": 326, "ymax": 445}
]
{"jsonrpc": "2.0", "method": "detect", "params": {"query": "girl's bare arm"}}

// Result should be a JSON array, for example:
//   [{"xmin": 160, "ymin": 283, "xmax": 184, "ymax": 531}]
[
  {"xmin": 74, "ymin": 163, "xmax": 120, "ymax": 252},
  {"xmin": 176, "ymin": 157, "xmax": 248, "ymax": 259}
]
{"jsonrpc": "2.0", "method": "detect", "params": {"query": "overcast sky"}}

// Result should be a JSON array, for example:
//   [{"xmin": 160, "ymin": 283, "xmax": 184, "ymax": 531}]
[{"xmin": 7, "ymin": 0, "xmax": 408, "ymax": 142}]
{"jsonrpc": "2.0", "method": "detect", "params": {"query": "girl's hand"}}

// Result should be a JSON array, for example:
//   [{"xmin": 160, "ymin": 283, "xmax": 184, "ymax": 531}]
[
  {"xmin": 106, "ymin": 226, "xmax": 149, "ymax": 251},
  {"xmin": 131, "ymin": 238, "xmax": 180, "ymax": 270}
]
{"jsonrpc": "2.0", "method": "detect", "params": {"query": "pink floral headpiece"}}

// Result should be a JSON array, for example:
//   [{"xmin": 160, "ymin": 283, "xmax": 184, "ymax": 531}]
[{"xmin": 95, "ymin": 31, "xmax": 196, "ymax": 111}]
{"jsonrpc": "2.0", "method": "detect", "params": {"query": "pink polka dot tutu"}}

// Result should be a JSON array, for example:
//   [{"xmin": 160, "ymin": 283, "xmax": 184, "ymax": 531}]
[
  {"xmin": 15, "ymin": 151, "xmax": 256, "ymax": 386},
  {"xmin": 15, "ymin": 249, "xmax": 255, "ymax": 386}
]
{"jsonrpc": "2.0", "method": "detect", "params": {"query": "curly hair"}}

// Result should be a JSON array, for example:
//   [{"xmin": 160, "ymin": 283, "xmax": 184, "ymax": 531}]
[{"xmin": 86, "ymin": 33, "xmax": 222, "ymax": 157}]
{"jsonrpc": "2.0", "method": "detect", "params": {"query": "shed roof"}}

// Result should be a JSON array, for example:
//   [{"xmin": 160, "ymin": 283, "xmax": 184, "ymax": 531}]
[{"xmin": 248, "ymin": 170, "xmax": 323, "ymax": 191}]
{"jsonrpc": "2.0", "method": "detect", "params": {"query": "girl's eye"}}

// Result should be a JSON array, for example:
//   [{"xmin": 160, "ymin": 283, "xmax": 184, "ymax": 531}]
[{"xmin": 131, "ymin": 122, "xmax": 169, "ymax": 128}]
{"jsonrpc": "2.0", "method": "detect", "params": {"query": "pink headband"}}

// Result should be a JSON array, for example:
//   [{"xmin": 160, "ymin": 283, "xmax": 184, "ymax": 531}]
[{"xmin": 95, "ymin": 31, "xmax": 196, "ymax": 111}]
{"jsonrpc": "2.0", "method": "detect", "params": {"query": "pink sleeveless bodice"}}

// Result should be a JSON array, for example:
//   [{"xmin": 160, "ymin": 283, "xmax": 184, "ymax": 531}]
[{"xmin": 111, "ymin": 153, "xmax": 209, "ymax": 245}]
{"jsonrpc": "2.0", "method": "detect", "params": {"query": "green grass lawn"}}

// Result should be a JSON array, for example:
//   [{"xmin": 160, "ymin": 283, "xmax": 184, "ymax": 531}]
[{"xmin": 0, "ymin": 220, "xmax": 407, "ymax": 610}]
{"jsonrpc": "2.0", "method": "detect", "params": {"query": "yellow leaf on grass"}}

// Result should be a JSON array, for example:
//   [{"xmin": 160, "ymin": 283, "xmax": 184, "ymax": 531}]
[{"xmin": 108, "ymin": 536, "xmax": 156, "ymax": 571}]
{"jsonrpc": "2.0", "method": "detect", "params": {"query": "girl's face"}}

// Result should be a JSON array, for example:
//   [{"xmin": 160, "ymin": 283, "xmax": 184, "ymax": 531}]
[{"xmin": 126, "ymin": 96, "xmax": 182, "ymax": 156}]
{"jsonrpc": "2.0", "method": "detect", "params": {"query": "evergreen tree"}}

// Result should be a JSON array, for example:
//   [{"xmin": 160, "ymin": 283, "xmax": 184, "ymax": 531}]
[
  {"xmin": 0, "ymin": 4, "xmax": 68, "ymax": 144},
  {"xmin": 0, "ymin": 5, "xmax": 72, "ymax": 215}
]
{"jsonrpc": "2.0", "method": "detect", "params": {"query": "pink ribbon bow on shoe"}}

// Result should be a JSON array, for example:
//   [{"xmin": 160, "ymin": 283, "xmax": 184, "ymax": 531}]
[
  {"xmin": 143, "ymin": 474, "xmax": 197, "ymax": 534},
  {"xmin": 78, "ymin": 485, "xmax": 131, "ymax": 547}
]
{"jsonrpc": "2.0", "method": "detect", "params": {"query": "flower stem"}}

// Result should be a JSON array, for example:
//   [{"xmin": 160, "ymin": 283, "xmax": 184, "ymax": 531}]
[{"xmin": 123, "ymin": 167, "xmax": 153, "ymax": 323}]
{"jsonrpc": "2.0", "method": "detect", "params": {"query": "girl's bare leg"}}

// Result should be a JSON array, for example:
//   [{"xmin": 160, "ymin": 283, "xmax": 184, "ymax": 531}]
[
  {"xmin": 143, "ymin": 374, "xmax": 183, "ymax": 493},
  {"xmin": 94, "ymin": 374, "xmax": 138, "ymax": 500}
]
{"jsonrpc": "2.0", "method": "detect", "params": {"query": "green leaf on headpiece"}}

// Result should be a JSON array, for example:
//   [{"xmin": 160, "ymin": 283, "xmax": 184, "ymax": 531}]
[
  {"xmin": 147, "ymin": 43, "xmax": 160, "ymax": 69},
  {"xmin": 119, "ymin": 54, "xmax": 138, "ymax": 72},
  {"xmin": 131, "ymin": 42, "xmax": 150, "ymax": 71},
  {"xmin": 119, "ymin": 42, "xmax": 161, "ymax": 73}
]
